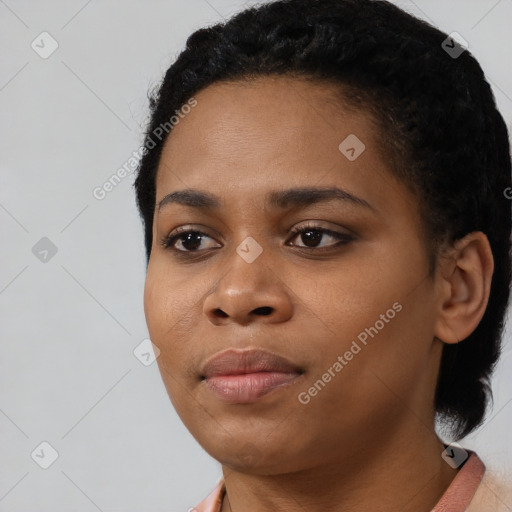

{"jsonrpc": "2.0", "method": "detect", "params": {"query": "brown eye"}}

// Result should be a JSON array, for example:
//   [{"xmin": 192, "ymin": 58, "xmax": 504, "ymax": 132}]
[
  {"xmin": 288, "ymin": 225, "xmax": 354, "ymax": 249},
  {"xmin": 161, "ymin": 229, "xmax": 221, "ymax": 252}
]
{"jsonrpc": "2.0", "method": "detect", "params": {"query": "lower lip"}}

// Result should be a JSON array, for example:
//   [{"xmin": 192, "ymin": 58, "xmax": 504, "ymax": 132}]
[{"xmin": 204, "ymin": 371, "xmax": 301, "ymax": 403}]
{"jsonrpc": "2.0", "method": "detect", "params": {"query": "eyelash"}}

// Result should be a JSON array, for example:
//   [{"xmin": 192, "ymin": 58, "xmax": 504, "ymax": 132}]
[{"xmin": 159, "ymin": 223, "xmax": 354, "ymax": 255}]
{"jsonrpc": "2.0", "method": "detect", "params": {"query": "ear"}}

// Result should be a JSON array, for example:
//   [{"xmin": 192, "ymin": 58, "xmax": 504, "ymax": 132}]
[{"xmin": 434, "ymin": 231, "xmax": 494, "ymax": 344}]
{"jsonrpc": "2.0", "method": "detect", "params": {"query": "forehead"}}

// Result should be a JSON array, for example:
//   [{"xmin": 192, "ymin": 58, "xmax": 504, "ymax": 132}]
[
  {"xmin": 154, "ymin": 76, "xmax": 416, "ymax": 225},
  {"xmin": 157, "ymin": 76, "xmax": 378, "ymax": 184}
]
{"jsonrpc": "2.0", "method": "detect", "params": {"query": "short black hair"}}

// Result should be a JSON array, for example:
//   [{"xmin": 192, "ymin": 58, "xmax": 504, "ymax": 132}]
[{"xmin": 133, "ymin": 0, "xmax": 512, "ymax": 440}]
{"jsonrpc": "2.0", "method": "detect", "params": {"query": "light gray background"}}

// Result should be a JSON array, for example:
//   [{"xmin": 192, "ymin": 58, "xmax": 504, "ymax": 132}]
[{"xmin": 1, "ymin": 0, "xmax": 511, "ymax": 510}]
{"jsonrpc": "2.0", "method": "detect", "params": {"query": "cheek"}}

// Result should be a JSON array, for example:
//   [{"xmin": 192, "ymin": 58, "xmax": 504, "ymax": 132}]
[
  {"xmin": 144, "ymin": 270, "xmax": 170, "ymax": 342},
  {"xmin": 144, "ymin": 269, "xmax": 201, "ymax": 419},
  {"xmin": 341, "ymin": 296, "xmax": 434, "ymax": 411},
  {"xmin": 293, "ymin": 303, "xmax": 432, "ymax": 450},
  {"xmin": 143, "ymin": 265, "xmax": 197, "ymax": 370},
  {"xmin": 296, "ymin": 249, "xmax": 435, "ymax": 397},
  {"xmin": 299, "ymin": 265, "xmax": 399, "ymax": 341}
]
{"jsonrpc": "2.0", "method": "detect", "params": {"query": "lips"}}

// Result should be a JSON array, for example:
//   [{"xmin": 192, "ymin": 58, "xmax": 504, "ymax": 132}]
[
  {"xmin": 200, "ymin": 348, "xmax": 303, "ymax": 403},
  {"xmin": 201, "ymin": 348, "xmax": 302, "ymax": 378}
]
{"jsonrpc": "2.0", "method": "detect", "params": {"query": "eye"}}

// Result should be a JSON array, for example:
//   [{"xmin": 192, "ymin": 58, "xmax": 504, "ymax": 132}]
[
  {"xmin": 160, "ymin": 227, "xmax": 221, "ymax": 252},
  {"xmin": 287, "ymin": 224, "xmax": 354, "ymax": 249},
  {"xmin": 159, "ymin": 223, "xmax": 354, "ymax": 255}
]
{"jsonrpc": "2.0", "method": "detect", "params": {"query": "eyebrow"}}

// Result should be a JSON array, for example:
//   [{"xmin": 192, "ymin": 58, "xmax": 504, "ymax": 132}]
[{"xmin": 157, "ymin": 186, "xmax": 376, "ymax": 213}]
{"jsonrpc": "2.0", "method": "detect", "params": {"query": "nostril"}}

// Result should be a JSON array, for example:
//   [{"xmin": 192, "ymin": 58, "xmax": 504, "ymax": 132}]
[{"xmin": 254, "ymin": 306, "xmax": 273, "ymax": 315}]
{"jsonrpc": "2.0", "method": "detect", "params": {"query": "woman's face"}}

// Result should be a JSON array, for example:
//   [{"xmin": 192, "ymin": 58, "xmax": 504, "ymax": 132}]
[{"xmin": 144, "ymin": 76, "xmax": 444, "ymax": 473}]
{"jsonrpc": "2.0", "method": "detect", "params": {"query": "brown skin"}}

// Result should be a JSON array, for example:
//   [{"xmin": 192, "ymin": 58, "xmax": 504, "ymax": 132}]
[{"xmin": 143, "ymin": 76, "xmax": 494, "ymax": 512}]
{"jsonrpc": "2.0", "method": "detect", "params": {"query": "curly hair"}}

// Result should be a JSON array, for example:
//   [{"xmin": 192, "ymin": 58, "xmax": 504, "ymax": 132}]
[{"xmin": 133, "ymin": 0, "xmax": 512, "ymax": 440}]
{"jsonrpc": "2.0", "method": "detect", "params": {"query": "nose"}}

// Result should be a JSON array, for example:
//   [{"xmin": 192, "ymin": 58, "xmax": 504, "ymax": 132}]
[{"xmin": 203, "ymin": 251, "xmax": 294, "ymax": 326}]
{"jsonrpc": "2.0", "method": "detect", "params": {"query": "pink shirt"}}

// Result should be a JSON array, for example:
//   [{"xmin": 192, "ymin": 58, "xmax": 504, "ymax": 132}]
[{"xmin": 192, "ymin": 452, "xmax": 488, "ymax": 512}]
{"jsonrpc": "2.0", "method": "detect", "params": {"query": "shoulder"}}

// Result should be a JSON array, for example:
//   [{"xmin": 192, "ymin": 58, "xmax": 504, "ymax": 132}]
[{"xmin": 467, "ymin": 465, "xmax": 512, "ymax": 512}]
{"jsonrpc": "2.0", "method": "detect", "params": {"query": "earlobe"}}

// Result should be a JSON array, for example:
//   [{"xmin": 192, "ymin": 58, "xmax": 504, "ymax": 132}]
[{"xmin": 433, "ymin": 232, "xmax": 494, "ymax": 345}]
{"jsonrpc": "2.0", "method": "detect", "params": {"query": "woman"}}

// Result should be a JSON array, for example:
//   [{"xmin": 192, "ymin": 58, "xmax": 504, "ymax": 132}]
[{"xmin": 133, "ymin": 0, "xmax": 512, "ymax": 510}]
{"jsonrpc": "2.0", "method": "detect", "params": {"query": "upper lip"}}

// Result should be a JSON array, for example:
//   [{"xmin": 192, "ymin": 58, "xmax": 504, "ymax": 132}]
[{"xmin": 201, "ymin": 348, "xmax": 303, "ymax": 379}]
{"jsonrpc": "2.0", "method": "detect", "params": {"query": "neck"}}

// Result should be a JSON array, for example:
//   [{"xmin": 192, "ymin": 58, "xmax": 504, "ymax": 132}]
[{"xmin": 220, "ymin": 422, "xmax": 458, "ymax": 512}]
